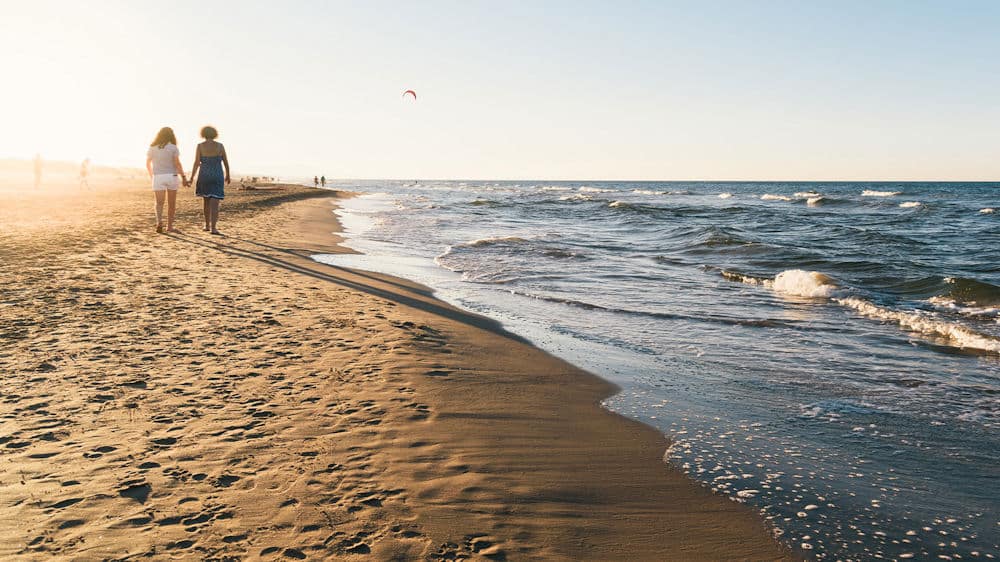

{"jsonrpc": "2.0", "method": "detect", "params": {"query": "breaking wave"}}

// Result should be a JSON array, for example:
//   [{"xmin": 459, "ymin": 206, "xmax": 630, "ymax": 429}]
[
  {"xmin": 862, "ymin": 190, "xmax": 902, "ymax": 197},
  {"xmin": 835, "ymin": 297, "xmax": 1000, "ymax": 353},
  {"xmin": 722, "ymin": 269, "xmax": 1000, "ymax": 353}
]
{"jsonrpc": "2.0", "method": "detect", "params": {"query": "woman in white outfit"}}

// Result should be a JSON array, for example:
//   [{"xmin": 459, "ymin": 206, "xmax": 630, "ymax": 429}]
[{"xmin": 145, "ymin": 127, "xmax": 188, "ymax": 233}]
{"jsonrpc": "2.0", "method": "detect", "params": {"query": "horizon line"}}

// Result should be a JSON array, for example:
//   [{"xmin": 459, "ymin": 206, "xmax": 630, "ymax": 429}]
[
  {"xmin": 3, "ymin": 157, "xmax": 997, "ymax": 184},
  {"xmin": 307, "ymin": 177, "xmax": 1000, "ymax": 184}
]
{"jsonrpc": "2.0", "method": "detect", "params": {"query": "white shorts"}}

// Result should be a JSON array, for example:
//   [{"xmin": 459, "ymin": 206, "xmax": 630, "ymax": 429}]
[{"xmin": 152, "ymin": 174, "xmax": 180, "ymax": 191}]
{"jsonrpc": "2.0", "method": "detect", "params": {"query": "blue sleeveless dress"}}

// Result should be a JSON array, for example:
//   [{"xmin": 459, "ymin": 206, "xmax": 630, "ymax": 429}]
[{"xmin": 196, "ymin": 155, "xmax": 225, "ymax": 199}]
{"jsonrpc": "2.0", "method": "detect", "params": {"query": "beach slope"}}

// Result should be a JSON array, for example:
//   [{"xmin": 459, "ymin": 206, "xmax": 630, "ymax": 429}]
[{"xmin": 0, "ymin": 181, "xmax": 790, "ymax": 560}]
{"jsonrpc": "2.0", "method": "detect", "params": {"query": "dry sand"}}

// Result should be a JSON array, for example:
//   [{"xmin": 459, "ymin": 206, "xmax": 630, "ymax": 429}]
[{"xmin": 0, "ymin": 179, "xmax": 792, "ymax": 560}]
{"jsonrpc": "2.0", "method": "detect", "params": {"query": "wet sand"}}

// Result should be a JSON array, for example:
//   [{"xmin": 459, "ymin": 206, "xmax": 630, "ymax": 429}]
[{"xmin": 0, "ymin": 178, "xmax": 792, "ymax": 560}]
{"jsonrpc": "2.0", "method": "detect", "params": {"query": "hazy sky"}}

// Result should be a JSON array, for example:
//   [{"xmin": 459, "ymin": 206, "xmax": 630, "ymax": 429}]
[{"xmin": 2, "ymin": 1, "xmax": 998, "ymax": 180}]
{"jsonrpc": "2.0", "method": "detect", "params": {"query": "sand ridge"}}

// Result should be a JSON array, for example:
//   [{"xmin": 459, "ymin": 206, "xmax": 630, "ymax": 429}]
[{"xmin": 0, "ymin": 181, "xmax": 792, "ymax": 560}]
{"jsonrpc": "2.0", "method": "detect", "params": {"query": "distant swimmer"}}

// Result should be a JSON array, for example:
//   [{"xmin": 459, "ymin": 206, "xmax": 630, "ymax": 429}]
[
  {"xmin": 33, "ymin": 154, "xmax": 42, "ymax": 189},
  {"xmin": 321, "ymin": 175, "xmax": 326, "ymax": 187},
  {"xmin": 79, "ymin": 158, "xmax": 91, "ymax": 190}
]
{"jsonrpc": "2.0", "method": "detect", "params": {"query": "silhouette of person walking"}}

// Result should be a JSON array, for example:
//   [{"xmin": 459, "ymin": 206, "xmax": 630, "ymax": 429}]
[
  {"xmin": 321, "ymin": 175, "xmax": 326, "ymax": 187},
  {"xmin": 146, "ymin": 126, "xmax": 187, "ymax": 233},
  {"xmin": 191, "ymin": 125, "xmax": 231, "ymax": 235},
  {"xmin": 314, "ymin": 175, "xmax": 319, "ymax": 187},
  {"xmin": 79, "ymin": 158, "xmax": 91, "ymax": 190}
]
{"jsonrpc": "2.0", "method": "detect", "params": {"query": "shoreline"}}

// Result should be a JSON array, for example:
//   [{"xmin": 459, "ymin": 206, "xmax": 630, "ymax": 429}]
[
  {"xmin": 0, "ymin": 181, "xmax": 792, "ymax": 560},
  {"xmin": 292, "ymin": 189, "xmax": 794, "ymax": 559}
]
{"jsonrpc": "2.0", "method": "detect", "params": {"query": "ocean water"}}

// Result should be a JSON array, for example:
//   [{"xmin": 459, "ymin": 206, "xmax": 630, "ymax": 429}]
[{"xmin": 313, "ymin": 181, "xmax": 999, "ymax": 560}]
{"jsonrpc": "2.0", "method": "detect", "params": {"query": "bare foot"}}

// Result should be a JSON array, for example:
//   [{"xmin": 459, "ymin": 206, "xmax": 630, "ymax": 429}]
[
  {"xmin": 156, "ymin": 224, "xmax": 164, "ymax": 234},
  {"xmin": 167, "ymin": 227, "xmax": 180, "ymax": 233},
  {"xmin": 203, "ymin": 226, "xmax": 210, "ymax": 231},
  {"xmin": 210, "ymin": 230, "xmax": 222, "ymax": 236}
]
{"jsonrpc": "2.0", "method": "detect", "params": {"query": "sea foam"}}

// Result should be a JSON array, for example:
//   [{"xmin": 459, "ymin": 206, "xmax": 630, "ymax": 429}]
[
  {"xmin": 899, "ymin": 201, "xmax": 922, "ymax": 208},
  {"xmin": 761, "ymin": 194, "xmax": 793, "ymax": 202},
  {"xmin": 862, "ymin": 190, "xmax": 902, "ymax": 197},
  {"xmin": 835, "ymin": 297, "xmax": 1000, "ymax": 353},
  {"xmin": 722, "ymin": 269, "xmax": 1000, "ymax": 353},
  {"xmin": 722, "ymin": 269, "xmax": 837, "ymax": 297},
  {"xmin": 771, "ymin": 270, "xmax": 838, "ymax": 298},
  {"xmin": 928, "ymin": 297, "xmax": 1000, "ymax": 319}
]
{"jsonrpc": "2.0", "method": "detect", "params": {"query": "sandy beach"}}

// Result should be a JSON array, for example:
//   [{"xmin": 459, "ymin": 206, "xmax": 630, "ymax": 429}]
[{"xmin": 0, "ymin": 179, "xmax": 791, "ymax": 560}]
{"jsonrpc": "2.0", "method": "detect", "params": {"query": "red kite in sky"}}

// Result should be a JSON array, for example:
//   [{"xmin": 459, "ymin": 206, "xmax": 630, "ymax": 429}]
[{"xmin": 402, "ymin": 89, "xmax": 417, "ymax": 100}]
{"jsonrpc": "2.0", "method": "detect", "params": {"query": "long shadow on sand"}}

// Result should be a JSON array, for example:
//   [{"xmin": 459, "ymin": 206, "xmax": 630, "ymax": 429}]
[
  {"xmin": 168, "ymin": 231, "xmax": 528, "ymax": 344},
  {"xmin": 226, "ymin": 236, "xmax": 430, "ymax": 298}
]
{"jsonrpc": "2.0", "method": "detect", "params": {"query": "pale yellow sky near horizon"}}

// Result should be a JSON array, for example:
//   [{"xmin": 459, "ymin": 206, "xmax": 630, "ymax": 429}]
[{"xmin": 1, "ymin": 1, "xmax": 997, "ymax": 181}]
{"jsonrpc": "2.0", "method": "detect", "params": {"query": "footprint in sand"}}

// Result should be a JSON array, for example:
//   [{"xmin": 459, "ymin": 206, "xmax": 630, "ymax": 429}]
[
  {"xmin": 47, "ymin": 497, "xmax": 83, "ymax": 510},
  {"xmin": 118, "ymin": 480, "xmax": 151, "ymax": 503},
  {"xmin": 213, "ymin": 474, "xmax": 240, "ymax": 488},
  {"xmin": 150, "ymin": 436, "xmax": 177, "ymax": 447}
]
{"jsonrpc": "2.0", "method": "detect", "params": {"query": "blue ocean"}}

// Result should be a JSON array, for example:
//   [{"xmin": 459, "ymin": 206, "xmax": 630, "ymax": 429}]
[{"xmin": 313, "ymin": 180, "xmax": 999, "ymax": 560}]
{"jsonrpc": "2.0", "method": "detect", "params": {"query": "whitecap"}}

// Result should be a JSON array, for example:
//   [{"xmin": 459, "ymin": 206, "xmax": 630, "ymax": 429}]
[
  {"xmin": 632, "ymin": 189, "xmax": 668, "ymax": 195},
  {"xmin": 578, "ymin": 186, "xmax": 616, "ymax": 193},
  {"xmin": 899, "ymin": 201, "xmax": 922, "ymax": 208},
  {"xmin": 794, "ymin": 191, "xmax": 821, "ymax": 198},
  {"xmin": 980, "ymin": 208, "xmax": 996, "ymax": 214},
  {"xmin": 761, "ymin": 194, "xmax": 793, "ymax": 202},
  {"xmin": 807, "ymin": 196, "xmax": 825, "ymax": 207},
  {"xmin": 723, "ymin": 269, "xmax": 838, "ymax": 297},
  {"xmin": 718, "ymin": 192, "xmax": 733, "ymax": 199},
  {"xmin": 835, "ymin": 297, "xmax": 1000, "ymax": 353},
  {"xmin": 862, "ymin": 189, "xmax": 902, "ymax": 197},
  {"xmin": 721, "ymin": 270, "xmax": 771, "ymax": 287},
  {"xmin": 927, "ymin": 296, "xmax": 999, "ymax": 318},
  {"xmin": 772, "ymin": 270, "xmax": 838, "ymax": 298}
]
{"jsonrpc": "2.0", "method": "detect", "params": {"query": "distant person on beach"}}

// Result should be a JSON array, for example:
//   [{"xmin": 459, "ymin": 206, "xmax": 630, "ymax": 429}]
[
  {"xmin": 33, "ymin": 154, "xmax": 42, "ymax": 189},
  {"xmin": 79, "ymin": 158, "xmax": 91, "ymax": 190},
  {"xmin": 146, "ymin": 127, "xmax": 188, "ymax": 233},
  {"xmin": 314, "ymin": 175, "xmax": 319, "ymax": 187},
  {"xmin": 191, "ymin": 125, "xmax": 230, "ymax": 235},
  {"xmin": 321, "ymin": 175, "xmax": 326, "ymax": 187}
]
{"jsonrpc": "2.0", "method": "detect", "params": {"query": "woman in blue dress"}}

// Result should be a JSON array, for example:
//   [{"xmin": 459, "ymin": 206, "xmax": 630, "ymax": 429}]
[{"xmin": 190, "ymin": 126, "xmax": 230, "ymax": 235}]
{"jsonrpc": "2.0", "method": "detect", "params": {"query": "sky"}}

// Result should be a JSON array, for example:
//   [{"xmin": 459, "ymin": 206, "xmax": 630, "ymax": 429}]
[{"xmin": 1, "ymin": 0, "xmax": 998, "ymax": 180}]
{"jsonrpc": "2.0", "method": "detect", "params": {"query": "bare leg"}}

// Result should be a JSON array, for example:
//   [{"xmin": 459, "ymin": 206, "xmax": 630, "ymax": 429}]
[
  {"xmin": 154, "ymin": 191, "xmax": 166, "ymax": 232},
  {"xmin": 202, "ymin": 198, "xmax": 210, "ymax": 231},
  {"xmin": 166, "ymin": 190, "xmax": 178, "ymax": 232},
  {"xmin": 209, "ymin": 199, "xmax": 221, "ymax": 234}
]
